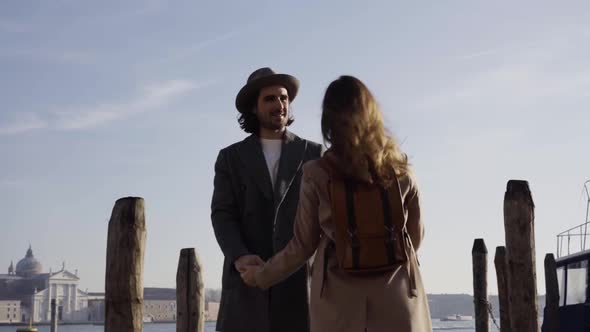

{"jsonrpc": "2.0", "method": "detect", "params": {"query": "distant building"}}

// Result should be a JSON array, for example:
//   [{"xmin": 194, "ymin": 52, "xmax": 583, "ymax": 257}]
[
  {"xmin": 86, "ymin": 288, "xmax": 178, "ymax": 323},
  {"xmin": 143, "ymin": 300, "xmax": 176, "ymax": 322},
  {"xmin": 143, "ymin": 288, "xmax": 176, "ymax": 322},
  {"xmin": 1, "ymin": 249, "xmax": 219, "ymax": 324},
  {"xmin": 0, "ymin": 300, "xmax": 21, "ymax": 323},
  {"xmin": 87, "ymin": 293, "xmax": 105, "ymax": 323},
  {"xmin": 0, "ymin": 246, "xmax": 89, "ymax": 323},
  {"xmin": 205, "ymin": 302, "xmax": 219, "ymax": 322}
]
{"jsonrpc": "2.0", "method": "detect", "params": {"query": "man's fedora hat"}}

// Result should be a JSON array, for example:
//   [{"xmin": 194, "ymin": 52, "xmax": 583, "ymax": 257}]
[{"xmin": 235, "ymin": 67, "xmax": 299, "ymax": 113}]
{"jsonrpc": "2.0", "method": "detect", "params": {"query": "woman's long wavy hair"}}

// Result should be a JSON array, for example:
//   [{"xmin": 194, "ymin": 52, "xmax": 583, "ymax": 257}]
[{"xmin": 321, "ymin": 76, "xmax": 410, "ymax": 187}]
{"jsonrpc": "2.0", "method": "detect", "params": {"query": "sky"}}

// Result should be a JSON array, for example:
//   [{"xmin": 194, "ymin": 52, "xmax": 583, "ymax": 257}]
[{"xmin": 1, "ymin": 1, "xmax": 590, "ymax": 296}]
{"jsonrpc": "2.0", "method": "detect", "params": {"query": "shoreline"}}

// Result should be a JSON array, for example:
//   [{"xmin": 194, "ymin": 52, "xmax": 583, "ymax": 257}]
[{"xmin": 0, "ymin": 320, "xmax": 218, "ymax": 327}]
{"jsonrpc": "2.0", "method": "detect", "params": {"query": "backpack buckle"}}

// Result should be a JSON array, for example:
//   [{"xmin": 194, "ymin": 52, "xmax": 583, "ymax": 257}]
[
  {"xmin": 384, "ymin": 226, "xmax": 396, "ymax": 244},
  {"xmin": 347, "ymin": 229, "xmax": 360, "ymax": 248}
]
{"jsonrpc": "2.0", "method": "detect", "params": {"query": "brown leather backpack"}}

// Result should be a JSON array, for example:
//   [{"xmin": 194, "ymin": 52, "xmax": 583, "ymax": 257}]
[{"xmin": 320, "ymin": 157, "xmax": 409, "ymax": 273}]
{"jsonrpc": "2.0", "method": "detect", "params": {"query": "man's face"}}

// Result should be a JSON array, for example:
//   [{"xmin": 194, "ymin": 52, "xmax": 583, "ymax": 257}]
[{"xmin": 255, "ymin": 85, "xmax": 290, "ymax": 132}]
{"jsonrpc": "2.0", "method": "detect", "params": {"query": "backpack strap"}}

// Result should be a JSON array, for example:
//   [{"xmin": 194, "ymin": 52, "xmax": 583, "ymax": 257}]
[
  {"xmin": 344, "ymin": 181, "xmax": 361, "ymax": 269},
  {"xmin": 379, "ymin": 187, "xmax": 397, "ymax": 265},
  {"xmin": 368, "ymin": 157, "xmax": 406, "ymax": 265},
  {"xmin": 321, "ymin": 157, "xmax": 362, "ymax": 269}
]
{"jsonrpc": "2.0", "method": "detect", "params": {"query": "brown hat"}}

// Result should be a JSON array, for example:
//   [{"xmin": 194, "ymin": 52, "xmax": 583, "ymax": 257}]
[{"xmin": 235, "ymin": 67, "xmax": 299, "ymax": 113}]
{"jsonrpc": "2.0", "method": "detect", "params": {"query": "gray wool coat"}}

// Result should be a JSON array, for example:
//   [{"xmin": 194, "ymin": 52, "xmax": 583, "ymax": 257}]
[{"xmin": 211, "ymin": 131, "xmax": 322, "ymax": 332}]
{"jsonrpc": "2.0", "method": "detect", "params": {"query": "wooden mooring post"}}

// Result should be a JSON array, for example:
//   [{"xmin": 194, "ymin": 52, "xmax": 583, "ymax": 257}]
[
  {"xmin": 176, "ymin": 248, "xmax": 205, "ymax": 332},
  {"xmin": 542, "ymin": 253, "xmax": 560, "ymax": 332},
  {"xmin": 503, "ymin": 180, "xmax": 538, "ymax": 331},
  {"xmin": 105, "ymin": 197, "xmax": 146, "ymax": 332},
  {"xmin": 494, "ymin": 246, "xmax": 511, "ymax": 332},
  {"xmin": 50, "ymin": 298, "xmax": 57, "ymax": 332},
  {"xmin": 472, "ymin": 238, "xmax": 489, "ymax": 332}
]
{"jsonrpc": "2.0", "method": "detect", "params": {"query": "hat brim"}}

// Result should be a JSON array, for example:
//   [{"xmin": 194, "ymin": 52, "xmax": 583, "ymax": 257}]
[{"xmin": 235, "ymin": 74, "xmax": 299, "ymax": 113}]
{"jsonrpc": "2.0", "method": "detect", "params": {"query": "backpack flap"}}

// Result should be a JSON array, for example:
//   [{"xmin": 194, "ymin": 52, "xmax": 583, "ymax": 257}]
[{"xmin": 322, "ymin": 157, "xmax": 408, "ymax": 273}]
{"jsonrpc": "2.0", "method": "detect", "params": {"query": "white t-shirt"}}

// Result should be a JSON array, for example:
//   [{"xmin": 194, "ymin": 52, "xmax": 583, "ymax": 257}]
[{"xmin": 260, "ymin": 138, "xmax": 283, "ymax": 188}]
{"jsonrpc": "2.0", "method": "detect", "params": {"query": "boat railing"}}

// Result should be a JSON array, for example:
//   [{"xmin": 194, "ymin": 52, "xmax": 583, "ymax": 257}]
[
  {"xmin": 557, "ymin": 221, "xmax": 590, "ymax": 258},
  {"xmin": 556, "ymin": 180, "xmax": 590, "ymax": 258}
]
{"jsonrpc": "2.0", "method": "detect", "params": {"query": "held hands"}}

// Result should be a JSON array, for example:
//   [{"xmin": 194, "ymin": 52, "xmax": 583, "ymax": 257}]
[
  {"xmin": 240, "ymin": 265, "xmax": 260, "ymax": 287},
  {"xmin": 234, "ymin": 254, "xmax": 264, "ymax": 287}
]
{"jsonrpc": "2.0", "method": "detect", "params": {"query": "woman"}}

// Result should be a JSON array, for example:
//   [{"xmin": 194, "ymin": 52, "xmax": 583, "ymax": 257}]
[{"xmin": 241, "ymin": 76, "xmax": 432, "ymax": 331}]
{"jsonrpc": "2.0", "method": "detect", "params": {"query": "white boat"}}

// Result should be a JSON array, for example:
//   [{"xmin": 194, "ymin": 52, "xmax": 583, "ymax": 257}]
[{"xmin": 441, "ymin": 314, "xmax": 473, "ymax": 321}]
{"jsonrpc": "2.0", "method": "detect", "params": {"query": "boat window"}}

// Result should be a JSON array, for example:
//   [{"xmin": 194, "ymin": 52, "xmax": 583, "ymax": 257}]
[
  {"xmin": 557, "ymin": 267, "xmax": 566, "ymax": 306},
  {"xmin": 565, "ymin": 260, "xmax": 588, "ymax": 305}
]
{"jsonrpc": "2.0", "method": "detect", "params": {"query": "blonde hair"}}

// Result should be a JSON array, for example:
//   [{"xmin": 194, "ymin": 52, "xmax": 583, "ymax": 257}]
[{"xmin": 321, "ymin": 76, "xmax": 410, "ymax": 187}]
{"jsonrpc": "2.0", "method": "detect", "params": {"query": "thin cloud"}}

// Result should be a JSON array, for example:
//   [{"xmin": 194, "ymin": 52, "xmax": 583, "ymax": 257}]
[
  {"xmin": 454, "ymin": 48, "xmax": 505, "ymax": 61},
  {"xmin": 415, "ymin": 38, "xmax": 590, "ymax": 113},
  {"xmin": 0, "ymin": 179, "xmax": 29, "ymax": 187},
  {"xmin": 54, "ymin": 79, "xmax": 204, "ymax": 130},
  {"xmin": 0, "ymin": 80, "xmax": 211, "ymax": 135},
  {"xmin": 166, "ymin": 29, "xmax": 245, "ymax": 62},
  {"xmin": 53, "ymin": 50, "xmax": 95, "ymax": 64},
  {"xmin": 0, "ymin": 113, "xmax": 47, "ymax": 135},
  {"xmin": 124, "ymin": 0, "xmax": 166, "ymax": 18},
  {"xmin": 452, "ymin": 24, "xmax": 584, "ymax": 62},
  {"xmin": 67, "ymin": 0, "xmax": 166, "ymax": 27},
  {"xmin": 0, "ymin": 19, "xmax": 27, "ymax": 33},
  {"xmin": 413, "ymin": 63, "xmax": 590, "ymax": 116},
  {"xmin": 453, "ymin": 42, "xmax": 538, "ymax": 61},
  {"xmin": 0, "ymin": 48, "xmax": 95, "ymax": 64},
  {"xmin": 145, "ymin": 24, "xmax": 257, "ymax": 66}
]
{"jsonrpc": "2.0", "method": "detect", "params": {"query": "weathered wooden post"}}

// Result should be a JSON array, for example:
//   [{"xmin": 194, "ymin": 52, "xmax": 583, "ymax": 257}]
[
  {"xmin": 542, "ymin": 253, "xmax": 560, "ymax": 332},
  {"xmin": 503, "ymin": 180, "xmax": 538, "ymax": 331},
  {"xmin": 472, "ymin": 238, "xmax": 489, "ymax": 332},
  {"xmin": 50, "ymin": 298, "xmax": 57, "ymax": 332},
  {"xmin": 176, "ymin": 248, "xmax": 205, "ymax": 332},
  {"xmin": 105, "ymin": 197, "xmax": 146, "ymax": 332},
  {"xmin": 494, "ymin": 246, "xmax": 511, "ymax": 332}
]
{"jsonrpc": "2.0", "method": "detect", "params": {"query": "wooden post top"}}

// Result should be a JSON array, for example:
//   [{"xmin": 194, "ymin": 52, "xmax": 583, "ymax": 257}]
[
  {"xmin": 115, "ymin": 197, "xmax": 144, "ymax": 204},
  {"xmin": 493, "ymin": 246, "xmax": 507, "ymax": 265},
  {"xmin": 506, "ymin": 180, "xmax": 530, "ymax": 193},
  {"xmin": 472, "ymin": 238, "xmax": 488, "ymax": 254},
  {"xmin": 505, "ymin": 180, "xmax": 535, "ymax": 206},
  {"xmin": 110, "ymin": 197, "xmax": 146, "ymax": 229},
  {"xmin": 179, "ymin": 248, "xmax": 195, "ymax": 255},
  {"xmin": 494, "ymin": 246, "xmax": 506, "ymax": 256}
]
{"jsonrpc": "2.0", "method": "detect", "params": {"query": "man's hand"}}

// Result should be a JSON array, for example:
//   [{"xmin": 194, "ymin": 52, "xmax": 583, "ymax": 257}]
[
  {"xmin": 240, "ymin": 265, "xmax": 260, "ymax": 287},
  {"xmin": 234, "ymin": 254, "xmax": 264, "ymax": 273}
]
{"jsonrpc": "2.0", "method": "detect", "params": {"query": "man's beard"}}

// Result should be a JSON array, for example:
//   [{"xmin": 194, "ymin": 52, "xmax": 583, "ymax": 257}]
[{"xmin": 261, "ymin": 110, "xmax": 287, "ymax": 131}]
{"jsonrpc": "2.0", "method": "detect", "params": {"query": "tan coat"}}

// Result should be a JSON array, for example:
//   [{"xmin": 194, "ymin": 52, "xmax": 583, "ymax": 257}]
[{"xmin": 256, "ymin": 155, "xmax": 432, "ymax": 332}]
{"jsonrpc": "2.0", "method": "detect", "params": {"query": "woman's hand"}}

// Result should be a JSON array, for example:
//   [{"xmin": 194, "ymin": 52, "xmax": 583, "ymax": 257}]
[{"xmin": 240, "ymin": 265, "xmax": 261, "ymax": 287}]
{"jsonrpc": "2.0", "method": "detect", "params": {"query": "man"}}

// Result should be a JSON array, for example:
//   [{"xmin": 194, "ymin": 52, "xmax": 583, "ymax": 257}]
[{"xmin": 211, "ymin": 67, "xmax": 322, "ymax": 332}]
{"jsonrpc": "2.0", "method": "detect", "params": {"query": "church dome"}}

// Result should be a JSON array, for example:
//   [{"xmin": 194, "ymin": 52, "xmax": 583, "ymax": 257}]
[{"xmin": 15, "ymin": 246, "xmax": 43, "ymax": 277}]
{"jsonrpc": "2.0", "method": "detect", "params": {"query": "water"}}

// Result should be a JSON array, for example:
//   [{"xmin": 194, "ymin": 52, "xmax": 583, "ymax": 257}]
[
  {"xmin": 0, "ymin": 320, "xmax": 497, "ymax": 332},
  {"xmin": 0, "ymin": 323, "xmax": 216, "ymax": 332}
]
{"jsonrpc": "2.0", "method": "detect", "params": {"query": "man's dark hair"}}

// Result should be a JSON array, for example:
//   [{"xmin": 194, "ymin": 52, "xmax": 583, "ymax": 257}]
[{"xmin": 238, "ymin": 94, "xmax": 295, "ymax": 133}]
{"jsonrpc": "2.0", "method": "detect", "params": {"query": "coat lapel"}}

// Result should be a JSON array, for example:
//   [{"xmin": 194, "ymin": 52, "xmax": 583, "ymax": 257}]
[
  {"xmin": 237, "ymin": 134, "xmax": 274, "ymax": 201},
  {"xmin": 273, "ymin": 131, "xmax": 307, "ymax": 208}
]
